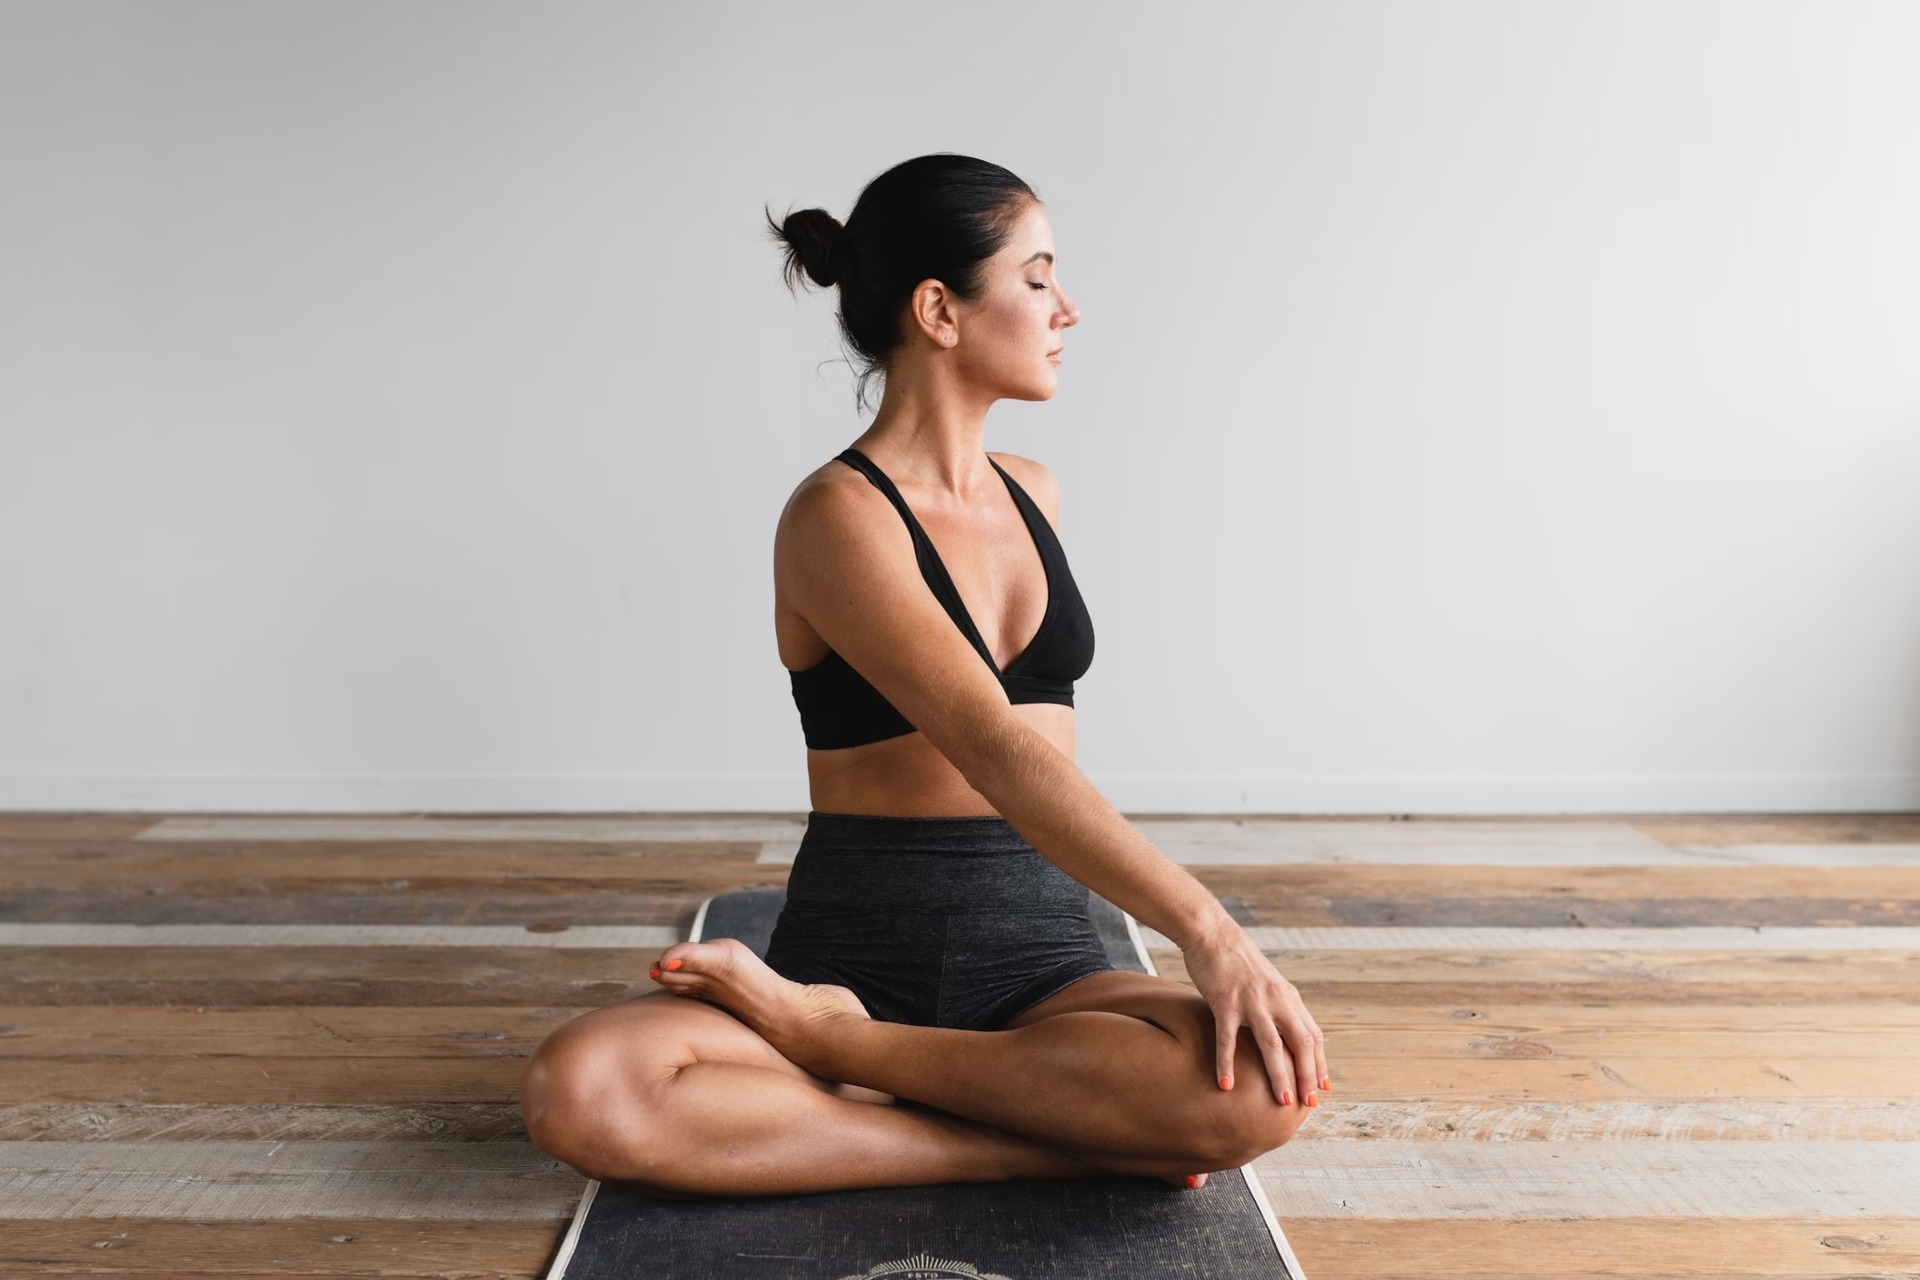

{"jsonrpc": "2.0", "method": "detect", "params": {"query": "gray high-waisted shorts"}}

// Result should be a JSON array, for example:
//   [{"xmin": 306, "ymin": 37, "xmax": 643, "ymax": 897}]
[{"xmin": 761, "ymin": 810, "xmax": 1116, "ymax": 1031}]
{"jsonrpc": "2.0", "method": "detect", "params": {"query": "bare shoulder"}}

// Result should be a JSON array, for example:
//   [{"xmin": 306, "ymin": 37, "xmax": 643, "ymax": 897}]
[
  {"xmin": 775, "ymin": 457, "xmax": 889, "ymax": 568},
  {"xmin": 985, "ymin": 451, "xmax": 1061, "ymax": 528}
]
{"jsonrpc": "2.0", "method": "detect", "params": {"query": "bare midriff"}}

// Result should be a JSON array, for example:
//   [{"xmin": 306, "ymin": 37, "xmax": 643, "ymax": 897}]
[{"xmin": 802, "ymin": 701, "xmax": 1075, "ymax": 818}]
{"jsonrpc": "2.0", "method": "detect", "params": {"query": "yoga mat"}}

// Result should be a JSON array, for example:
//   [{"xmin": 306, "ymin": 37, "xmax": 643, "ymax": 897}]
[{"xmin": 543, "ymin": 887, "xmax": 1308, "ymax": 1278}]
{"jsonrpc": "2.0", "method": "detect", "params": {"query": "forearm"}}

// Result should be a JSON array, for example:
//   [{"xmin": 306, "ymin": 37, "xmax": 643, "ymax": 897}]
[{"xmin": 957, "ymin": 716, "xmax": 1236, "ymax": 949}]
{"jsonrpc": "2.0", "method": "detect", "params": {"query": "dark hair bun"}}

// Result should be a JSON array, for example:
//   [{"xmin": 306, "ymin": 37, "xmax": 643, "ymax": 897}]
[{"xmin": 767, "ymin": 206, "xmax": 844, "ymax": 289}]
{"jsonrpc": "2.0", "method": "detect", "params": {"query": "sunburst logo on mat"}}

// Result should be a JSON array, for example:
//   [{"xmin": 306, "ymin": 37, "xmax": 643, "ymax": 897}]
[{"xmin": 833, "ymin": 1255, "xmax": 1013, "ymax": 1280}]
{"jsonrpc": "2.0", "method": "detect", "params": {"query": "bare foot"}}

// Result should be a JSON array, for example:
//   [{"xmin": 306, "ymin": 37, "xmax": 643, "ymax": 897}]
[{"xmin": 650, "ymin": 937, "xmax": 868, "ymax": 1069}]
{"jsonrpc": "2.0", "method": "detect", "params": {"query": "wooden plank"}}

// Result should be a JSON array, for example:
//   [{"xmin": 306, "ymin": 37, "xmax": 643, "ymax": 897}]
[
  {"xmin": 10, "ymin": 1098, "xmax": 1919, "ymax": 1144},
  {"xmin": 6, "ymin": 1135, "xmax": 1916, "ymax": 1223},
  {"xmin": 0, "ymin": 1218, "xmax": 562, "ymax": 1275},
  {"xmin": 1291, "ymin": 1098, "xmax": 1920, "ymax": 1142},
  {"xmin": 1196, "ymin": 863, "xmax": 1920, "ymax": 903},
  {"xmin": 1282, "ymin": 1217, "xmax": 1920, "ymax": 1277},
  {"xmin": 135, "ymin": 816, "xmax": 809, "ymax": 842},
  {"xmin": 0, "ymin": 891, "xmax": 713, "ymax": 926},
  {"xmin": 0, "ymin": 1139, "xmax": 582, "ymax": 1219},
  {"xmin": 1166, "ymin": 947, "xmax": 1920, "ymax": 987},
  {"xmin": 1289, "ymin": 898, "xmax": 1919, "ymax": 928},
  {"xmin": 0, "ymin": 944, "xmax": 660, "ymax": 1006},
  {"xmin": 5, "ymin": 1001, "xmax": 1916, "ymax": 1059},
  {"xmin": 1634, "ymin": 814, "xmax": 1920, "ymax": 845},
  {"xmin": 1253, "ymin": 1139, "xmax": 1920, "ymax": 1219},
  {"xmin": 11, "ymin": 885, "xmax": 1911, "ymax": 927},
  {"xmin": 0, "ymin": 1058, "xmax": 525, "ymax": 1103},
  {"xmin": 0, "ymin": 843, "xmax": 767, "ymax": 880},
  {"xmin": 0, "ymin": 924, "xmax": 684, "ymax": 947},
  {"xmin": 0, "ymin": 816, "xmax": 158, "ymax": 840},
  {"xmin": 0, "ymin": 1101, "xmax": 527, "ymax": 1142},
  {"xmin": 1143, "ymin": 925, "xmax": 1920, "ymax": 950},
  {"xmin": 0, "ymin": 1005, "xmax": 581, "ymax": 1056},
  {"xmin": 7, "ymin": 944, "xmax": 1916, "ymax": 1008}
]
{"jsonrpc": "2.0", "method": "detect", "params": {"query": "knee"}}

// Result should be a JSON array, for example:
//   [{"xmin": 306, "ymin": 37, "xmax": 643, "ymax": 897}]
[
  {"xmin": 519, "ymin": 1028, "xmax": 663, "ymax": 1181},
  {"xmin": 1198, "ymin": 1081, "xmax": 1307, "ymax": 1168},
  {"xmin": 1156, "ymin": 1006, "xmax": 1311, "ymax": 1168}
]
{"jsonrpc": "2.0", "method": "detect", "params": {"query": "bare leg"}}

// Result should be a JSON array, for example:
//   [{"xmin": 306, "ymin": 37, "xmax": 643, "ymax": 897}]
[
  {"xmin": 522, "ymin": 992, "xmax": 1212, "ymax": 1200},
  {"xmin": 647, "ymin": 940, "xmax": 1296, "ymax": 1168}
]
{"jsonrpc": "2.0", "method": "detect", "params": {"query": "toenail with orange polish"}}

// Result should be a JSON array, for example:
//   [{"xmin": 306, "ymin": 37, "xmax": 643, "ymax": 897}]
[
  {"xmin": 1219, "ymin": 1075, "xmax": 1231, "ymax": 1090},
  {"xmin": 664, "ymin": 958, "xmax": 682, "ymax": 971},
  {"xmin": 649, "ymin": 965, "xmax": 660, "ymax": 978},
  {"xmin": 1185, "ymin": 1174, "xmax": 1201, "ymax": 1188}
]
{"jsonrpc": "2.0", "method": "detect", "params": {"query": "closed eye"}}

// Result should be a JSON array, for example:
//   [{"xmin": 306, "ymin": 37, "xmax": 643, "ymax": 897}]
[{"xmin": 1029, "ymin": 282, "xmax": 1049, "ymax": 290}]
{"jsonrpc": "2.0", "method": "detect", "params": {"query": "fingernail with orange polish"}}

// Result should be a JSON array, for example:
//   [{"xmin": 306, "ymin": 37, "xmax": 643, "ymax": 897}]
[
  {"xmin": 1281, "ymin": 1089, "xmax": 1292, "ymax": 1106},
  {"xmin": 1307, "ymin": 1093, "xmax": 1319, "ymax": 1107},
  {"xmin": 1320, "ymin": 1075, "xmax": 1331, "ymax": 1091}
]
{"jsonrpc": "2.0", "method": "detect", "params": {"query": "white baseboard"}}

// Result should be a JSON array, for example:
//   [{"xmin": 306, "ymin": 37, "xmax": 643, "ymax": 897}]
[{"xmin": 1, "ymin": 771, "xmax": 1917, "ymax": 814}]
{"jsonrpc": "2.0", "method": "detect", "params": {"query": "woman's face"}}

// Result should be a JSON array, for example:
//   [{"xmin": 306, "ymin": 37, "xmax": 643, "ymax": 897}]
[{"xmin": 938, "ymin": 200, "xmax": 1081, "ymax": 401}]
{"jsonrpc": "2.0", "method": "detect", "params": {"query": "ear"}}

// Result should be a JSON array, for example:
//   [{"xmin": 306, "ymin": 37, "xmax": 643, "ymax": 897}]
[{"xmin": 909, "ymin": 278, "xmax": 960, "ymax": 348}]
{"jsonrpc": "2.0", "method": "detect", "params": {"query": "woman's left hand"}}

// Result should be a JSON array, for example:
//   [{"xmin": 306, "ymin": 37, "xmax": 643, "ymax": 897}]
[{"xmin": 1178, "ymin": 918, "xmax": 1329, "ymax": 1106}]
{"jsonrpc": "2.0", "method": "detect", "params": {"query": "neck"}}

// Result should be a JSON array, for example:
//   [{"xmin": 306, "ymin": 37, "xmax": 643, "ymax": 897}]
[{"xmin": 852, "ymin": 360, "xmax": 996, "ymax": 498}]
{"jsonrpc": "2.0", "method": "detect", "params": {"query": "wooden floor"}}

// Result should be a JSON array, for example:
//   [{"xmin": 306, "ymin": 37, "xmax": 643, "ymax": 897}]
[{"xmin": 4, "ymin": 810, "xmax": 1919, "ymax": 1278}]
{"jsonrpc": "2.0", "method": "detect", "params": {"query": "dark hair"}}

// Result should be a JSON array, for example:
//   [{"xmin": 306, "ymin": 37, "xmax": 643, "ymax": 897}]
[{"xmin": 765, "ymin": 153, "xmax": 1040, "ymax": 414}]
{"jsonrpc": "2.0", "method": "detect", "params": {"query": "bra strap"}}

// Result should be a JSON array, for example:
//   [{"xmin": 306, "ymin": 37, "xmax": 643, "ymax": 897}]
[{"xmin": 835, "ymin": 448, "xmax": 999, "ymax": 671}]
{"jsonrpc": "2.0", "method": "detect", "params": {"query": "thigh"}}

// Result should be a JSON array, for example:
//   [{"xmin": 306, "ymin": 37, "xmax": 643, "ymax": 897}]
[
  {"xmin": 531, "ymin": 989, "xmax": 890, "ymax": 1104},
  {"xmin": 1002, "ymin": 969, "xmax": 1215, "ymax": 1045}
]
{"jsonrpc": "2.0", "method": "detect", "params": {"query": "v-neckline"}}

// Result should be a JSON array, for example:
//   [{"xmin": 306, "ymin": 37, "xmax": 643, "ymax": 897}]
[{"xmin": 841, "ymin": 448, "xmax": 1056, "ymax": 678}]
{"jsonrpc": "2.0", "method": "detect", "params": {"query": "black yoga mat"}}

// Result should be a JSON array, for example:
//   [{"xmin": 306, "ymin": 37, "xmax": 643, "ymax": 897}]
[{"xmin": 543, "ymin": 887, "xmax": 1309, "ymax": 1279}]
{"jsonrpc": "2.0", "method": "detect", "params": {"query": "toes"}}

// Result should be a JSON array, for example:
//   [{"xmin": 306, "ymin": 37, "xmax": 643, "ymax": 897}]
[{"xmin": 651, "ymin": 938, "xmax": 752, "ymax": 983}]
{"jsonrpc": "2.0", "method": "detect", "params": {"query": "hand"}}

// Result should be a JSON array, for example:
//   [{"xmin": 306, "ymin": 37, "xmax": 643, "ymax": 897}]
[{"xmin": 1179, "ymin": 918, "xmax": 1329, "ymax": 1107}]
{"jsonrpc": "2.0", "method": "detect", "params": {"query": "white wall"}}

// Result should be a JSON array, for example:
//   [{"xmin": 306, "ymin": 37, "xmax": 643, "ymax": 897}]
[{"xmin": 3, "ymin": 0, "xmax": 1917, "ymax": 814}]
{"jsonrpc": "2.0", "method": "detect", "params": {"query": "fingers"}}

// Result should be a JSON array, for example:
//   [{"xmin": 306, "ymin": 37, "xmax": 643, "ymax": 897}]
[
  {"xmin": 1252, "ymin": 1021, "xmax": 1298, "ymax": 1108},
  {"xmin": 1216, "ymin": 1012, "xmax": 1239, "ymax": 1092},
  {"xmin": 1313, "ymin": 1021, "xmax": 1331, "ymax": 1095},
  {"xmin": 1292, "ymin": 1028, "xmax": 1319, "ymax": 1107}
]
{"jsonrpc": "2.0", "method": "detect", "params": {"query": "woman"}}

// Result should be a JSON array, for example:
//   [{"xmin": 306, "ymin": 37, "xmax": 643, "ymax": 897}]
[{"xmin": 519, "ymin": 154, "xmax": 1328, "ymax": 1199}]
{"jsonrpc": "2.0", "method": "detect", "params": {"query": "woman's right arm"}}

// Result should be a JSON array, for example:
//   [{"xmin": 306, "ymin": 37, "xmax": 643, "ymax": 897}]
[{"xmin": 778, "ymin": 479, "xmax": 1329, "ymax": 1106}]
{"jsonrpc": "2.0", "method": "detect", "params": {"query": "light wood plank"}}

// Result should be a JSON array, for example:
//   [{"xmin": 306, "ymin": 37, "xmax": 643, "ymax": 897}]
[
  {"xmin": 1255, "ymin": 1140, "xmax": 1920, "ymax": 1219},
  {"xmin": 1197, "ymin": 863, "xmax": 1920, "ymax": 902},
  {"xmin": 0, "ymin": 923, "xmax": 683, "ymax": 947},
  {"xmin": 136, "ymin": 816, "xmax": 809, "ymax": 842},
  {"xmin": 1283, "ymin": 1217, "xmax": 1920, "ymax": 1277},
  {"xmin": 0, "ymin": 1140, "xmax": 581, "ymax": 1219},
  {"xmin": 6, "ymin": 1136, "xmax": 1915, "ymax": 1222},
  {"xmin": 1634, "ymin": 814, "xmax": 1920, "ymax": 845},
  {"xmin": 1144, "ymin": 924, "xmax": 1920, "ymax": 950}
]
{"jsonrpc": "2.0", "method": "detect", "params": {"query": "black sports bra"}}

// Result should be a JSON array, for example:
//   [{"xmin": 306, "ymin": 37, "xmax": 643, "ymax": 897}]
[{"xmin": 789, "ymin": 447, "xmax": 1096, "ymax": 750}]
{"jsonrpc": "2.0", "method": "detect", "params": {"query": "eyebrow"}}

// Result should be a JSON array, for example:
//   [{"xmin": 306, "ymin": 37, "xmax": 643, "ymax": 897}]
[{"xmin": 1022, "ymin": 251, "xmax": 1054, "ymax": 266}]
